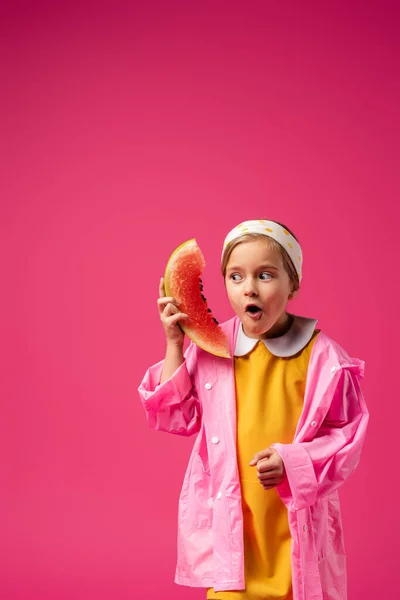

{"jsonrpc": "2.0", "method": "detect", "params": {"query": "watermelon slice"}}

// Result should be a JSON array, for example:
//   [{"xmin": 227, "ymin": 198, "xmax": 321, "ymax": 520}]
[{"xmin": 164, "ymin": 239, "xmax": 231, "ymax": 358}]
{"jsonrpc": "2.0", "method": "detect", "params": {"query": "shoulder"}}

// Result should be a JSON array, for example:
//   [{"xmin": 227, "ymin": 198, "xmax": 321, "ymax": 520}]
[
  {"xmin": 184, "ymin": 317, "xmax": 238, "ymax": 370},
  {"xmin": 220, "ymin": 315, "xmax": 240, "ymax": 334},
  {"xmin": 312, "ymin": 330, "xmax": 365, "ymax": 378},
  {"xmin": 220, "ymin": 316, "xmax": 241, "ymax": 353}
]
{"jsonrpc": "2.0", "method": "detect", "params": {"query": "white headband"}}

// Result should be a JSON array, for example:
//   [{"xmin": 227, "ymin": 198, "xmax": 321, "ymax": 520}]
[{"xmin": 222, "ymin": 220, "xmax": 303, "ymax": 282}]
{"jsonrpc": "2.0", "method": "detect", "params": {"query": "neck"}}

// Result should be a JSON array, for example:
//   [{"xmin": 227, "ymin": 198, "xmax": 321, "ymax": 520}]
[{"xmin": 260, "ymin": 313, "xmax": 294, "ymax": 340}]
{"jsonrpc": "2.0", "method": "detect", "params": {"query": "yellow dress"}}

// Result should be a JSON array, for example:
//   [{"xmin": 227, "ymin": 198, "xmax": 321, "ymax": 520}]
[{"xmin": 207, "ymin": 332, "xmax": 318, "ymax": 600}]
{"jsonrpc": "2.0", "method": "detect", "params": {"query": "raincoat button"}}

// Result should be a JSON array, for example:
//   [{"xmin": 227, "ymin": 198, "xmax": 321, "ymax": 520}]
[
  {"xmin": 303, "ymin": 525, "xmax": 309, "ymax": 532},
  {"xmin": 212, "ymin": 436, "xmax": 220, "ymax": 444},
  {"xmin": 205, "ymin": 382, "xmax": 212, "ymax": 390},
  {"xmin": 311, "ymin": 421, "xmax": 317, "ymax": 427},
  {"xmin": 331, "ymin": 366, "xmax": 336, "ymax": 373},
  {"xmin": 217, "ymin": 492, "xmax": 222, "ymax": 500}
]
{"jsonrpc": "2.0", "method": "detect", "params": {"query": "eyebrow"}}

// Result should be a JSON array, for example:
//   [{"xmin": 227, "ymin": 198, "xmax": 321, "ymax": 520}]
[{"xmin": 226, "ymin": 264, "xmax": 280, "ymax": 272}]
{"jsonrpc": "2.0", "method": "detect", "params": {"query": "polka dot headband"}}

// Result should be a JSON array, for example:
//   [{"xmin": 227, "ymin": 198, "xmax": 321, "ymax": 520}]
[{"xmin": 222, "ymin": 220, "xmax": 303, "ymax": 282}]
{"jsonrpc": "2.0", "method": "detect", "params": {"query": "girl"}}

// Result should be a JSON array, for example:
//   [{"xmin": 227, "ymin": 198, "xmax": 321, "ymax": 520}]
[{"xmin": 138, "ymin": 219, "xmax": 368, "ymax": 600}]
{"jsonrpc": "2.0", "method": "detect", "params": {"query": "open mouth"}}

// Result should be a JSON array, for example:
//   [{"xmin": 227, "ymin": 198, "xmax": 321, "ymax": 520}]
[{"xmin": 245, "ymin": 304, "xmax": 262, "ymax": 319}]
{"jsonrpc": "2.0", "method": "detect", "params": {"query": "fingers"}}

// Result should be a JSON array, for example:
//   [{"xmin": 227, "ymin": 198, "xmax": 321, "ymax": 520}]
[
  {"xmin": 161, "ymin": 301, "xmax": 187, "ymax": 322},
  {"xmin": 158, "ymin": 278, "xmax": 187, "ymax": 325},
  {"xmin": 258, "ymin": 470, "xmax": 278, "ymax": 482},
  {"xmin": 160, "ymin": 299, "xmax": 188, "ymax": 325},
  {"xmin": 158, "ymin": 298, "xmax": 184, "ymax": 321},
  {"xmin": 158, "ymin": 296, "xmax": 178, "ymax": 313},
  {"xmin": 159, "ymin": 277, "xmax": 166, "ymax": 299},
  {"xmin": 167, "ymin": 312, "xmax": 189, "ymax": 326},
  {"xmin": 256, "ymin": 457, "xmax": 285, "ymax": 490},
  {"xmin": 158, "ymin": 277, "xmax": 188, "ymax": 344},
  {"xmin": 158, "ymin": 277, "xmax": 183, "ymax": 315},
  {"xmin": 256, "ymin": 457, "xmax": 276, "ymax": 474},
  {"xmin": 258, "ymin": 470, "xmax": 284, "ymax": 489},
  {"xmin": 249, "ymin": 448, "xmax": 285, "ymax": 491},
  {"xmin": 262, "ymin": 480, "xmax": 281, "ymax": 490},
  {"xmin": 249, "ymin": 447, "xmax": 275, "ymax": 466}
]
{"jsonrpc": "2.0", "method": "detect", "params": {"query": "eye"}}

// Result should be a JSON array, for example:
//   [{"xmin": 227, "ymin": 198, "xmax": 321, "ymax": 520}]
[
  {"xmin": 230, "ymin": 273, "xmax": 242, "ymax": 282},
  {"xmin": 259, "ymin": 272, "xmax": 272, "ymax": 280}
]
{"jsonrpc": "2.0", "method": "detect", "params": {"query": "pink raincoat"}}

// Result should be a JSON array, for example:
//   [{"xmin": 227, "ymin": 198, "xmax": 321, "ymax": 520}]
[{"xmin": 138, "ymin": 316, "xmax": 368, "ymax": 600}]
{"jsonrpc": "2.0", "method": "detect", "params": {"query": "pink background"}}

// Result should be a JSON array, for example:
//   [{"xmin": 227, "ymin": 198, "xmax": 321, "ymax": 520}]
[{"xmin": 1, "ymin": 1, "xmax": 398, "ymax": 599}]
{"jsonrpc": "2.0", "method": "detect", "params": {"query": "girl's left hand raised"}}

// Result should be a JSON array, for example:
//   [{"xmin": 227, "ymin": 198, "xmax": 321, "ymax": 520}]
[{"xmin": 249, "ymin": 448, "xmax": 286, "ymax": 490}]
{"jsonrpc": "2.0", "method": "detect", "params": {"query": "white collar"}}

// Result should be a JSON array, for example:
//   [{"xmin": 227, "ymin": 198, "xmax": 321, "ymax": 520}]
[{"xmin": 234, "ymin": 314, "xmax": 318, "ymax": 358}]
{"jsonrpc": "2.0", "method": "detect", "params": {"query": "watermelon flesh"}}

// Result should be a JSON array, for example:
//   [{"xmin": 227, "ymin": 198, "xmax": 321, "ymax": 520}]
[{"xmin": 164, "ymin": 239, "xmax": 231, "ymax": 358}]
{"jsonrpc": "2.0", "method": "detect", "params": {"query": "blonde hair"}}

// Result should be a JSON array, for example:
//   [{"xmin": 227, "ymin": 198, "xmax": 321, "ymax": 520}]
[{"xmin": 221, "ymin": 221, "xmax": 300, "ymax": 293}]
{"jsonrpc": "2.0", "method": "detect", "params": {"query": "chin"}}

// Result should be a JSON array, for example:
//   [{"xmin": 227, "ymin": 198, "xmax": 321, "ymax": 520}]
[{"xmin": 246, "ymin": 321, "xmax": 271, "ymax": 338}]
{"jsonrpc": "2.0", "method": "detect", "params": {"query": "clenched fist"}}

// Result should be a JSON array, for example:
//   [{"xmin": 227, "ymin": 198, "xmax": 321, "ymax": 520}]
[{"xmin": 249, "ymin": 447, "xmax": 286, "ymax": 490}]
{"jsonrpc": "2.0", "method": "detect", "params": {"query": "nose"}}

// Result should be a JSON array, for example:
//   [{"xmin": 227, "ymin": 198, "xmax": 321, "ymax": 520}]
[{"xmin": 243, "ymin": 278, "xmax": 258, "ymax": 297}]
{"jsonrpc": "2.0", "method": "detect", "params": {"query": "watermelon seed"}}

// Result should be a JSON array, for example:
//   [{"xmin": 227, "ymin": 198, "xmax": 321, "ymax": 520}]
[
  {"xmin": 207, "ymin": 308, "xmax": 212, "ymax": 313},
  {"xmin": 213, "ymin": 317, "xmax": 219, "ymax": 324}
]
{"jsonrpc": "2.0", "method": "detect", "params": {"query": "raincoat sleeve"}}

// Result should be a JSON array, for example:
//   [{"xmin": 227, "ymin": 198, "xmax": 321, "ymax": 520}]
[
  {"xmin": 137, "ymin": 341, "xmax": 201, "ymax": 436},
  {"xmin": 272, "ymin": 364, "xmax": 369, "ymax": 510}
]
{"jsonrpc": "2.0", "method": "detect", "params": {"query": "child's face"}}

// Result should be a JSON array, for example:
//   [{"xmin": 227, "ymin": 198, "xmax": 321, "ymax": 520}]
[{"xmin": 225, "ymin": 239, "xmax": 294, "ymax": 339}]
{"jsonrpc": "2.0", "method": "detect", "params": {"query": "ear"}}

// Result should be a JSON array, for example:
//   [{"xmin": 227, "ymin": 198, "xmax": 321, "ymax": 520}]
[{"xmin": 288, "ymin": 289, "xmax": 298, "ymax": 301}]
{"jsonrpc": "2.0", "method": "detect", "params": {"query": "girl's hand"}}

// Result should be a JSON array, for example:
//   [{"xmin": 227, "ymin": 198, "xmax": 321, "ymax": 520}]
[
  {"xmin": 158, "ymin": 277, "xmax": 188, "ymax": 347},
  {"xmin": 249, "ymin": 448, "xmax": 286, "ymax": 490}
]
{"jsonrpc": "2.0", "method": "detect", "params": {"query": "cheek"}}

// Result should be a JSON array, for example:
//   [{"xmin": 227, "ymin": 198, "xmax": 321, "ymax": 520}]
[
  {"xmin": 225, "ymin": 284, "xmax": 236, "ymax": 305},
  {"xmin": 265, "ymin": 287, "xmax": 290, "ymax": 306},
  {"xmin": 228, "ymin": 291, "xmax": 240, "ymax": 307},
  {"xmin": 227, "ymin": 288, "xmax": 242, "ymax": 310}
]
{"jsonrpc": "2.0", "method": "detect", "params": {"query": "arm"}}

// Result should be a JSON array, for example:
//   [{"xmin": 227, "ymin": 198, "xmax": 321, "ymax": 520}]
[
  {"xmin": 271, "ymin": 367, "xmax": 369, "ymax": 510},
  {"xmin": 137, "ymin": 276, "xmax": 201, "ymax": 436},
  {"xmin": 160, "ymin": 342, "xmax": 184, "ymax": 384},
  {"xmin": 138, "ymin": 340, "xmax": 201, "ymax": 436}
]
